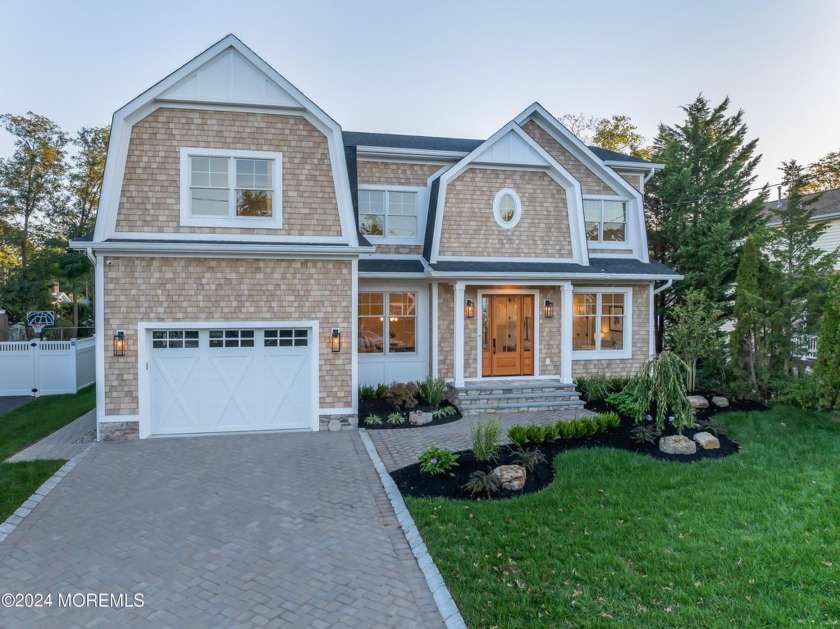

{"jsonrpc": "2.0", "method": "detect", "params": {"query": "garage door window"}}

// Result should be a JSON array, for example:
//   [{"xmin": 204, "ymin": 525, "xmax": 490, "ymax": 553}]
[
  {"xmin": 265, "ymin": 329, "xmax": 308, "ymax": 347},
  {"xmin": 209, "ymin": 329, "xmax": 255, "ymax": 348},
  {"xmin": 153, "ymin": 330, "xmax": 199, "ymax": 349}
]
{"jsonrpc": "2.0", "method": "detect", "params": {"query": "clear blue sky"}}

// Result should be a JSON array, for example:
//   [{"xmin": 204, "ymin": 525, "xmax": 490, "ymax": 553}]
[{"xmin": 2, "ymin": 0, "xmax": 838, "ymax": 191}]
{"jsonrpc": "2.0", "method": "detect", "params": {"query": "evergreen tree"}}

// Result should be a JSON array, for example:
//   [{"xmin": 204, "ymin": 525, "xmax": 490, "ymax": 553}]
[
  {"xmin": 765, "ymin": 161, "xmax": 838, "ymax": 374},
  {"xmin": 814, "ymin": 273, "xmax": 840, "ymax": 411},
  {"xmin": 730, "ymin": 237, "xmax": 773, "ymax": 399},
  {"xmin": 667, "ymin": 289, "xmax": 724, "ymax": 391},
  {"xmin": 646, "ymin": 95, "xmax": 767, "ymax": 350}
]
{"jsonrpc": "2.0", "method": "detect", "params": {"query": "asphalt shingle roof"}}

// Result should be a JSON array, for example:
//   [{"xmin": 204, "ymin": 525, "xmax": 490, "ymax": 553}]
[
  {"xmin": 765, "ymin": 187, "xmax": 840, "ymax": 223},
  {"xmin": 358, "ymin": 258, "xmax": 425, "ymax": 274}
]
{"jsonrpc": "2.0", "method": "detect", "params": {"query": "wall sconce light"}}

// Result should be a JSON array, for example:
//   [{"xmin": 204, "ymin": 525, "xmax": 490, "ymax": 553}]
[
  {"xmin": 113, "ymin": 330, "xmax": 126, "ymax": 356},
  {"xmin": 544, "ymin": 299, "xmax": 555, "ymax": 319},
  {"xmin": 331, "ymin": 328, "xmax": 341, "ymax": 353},
  {"xmin": 465, "ymin": 299, "xmax": 475, "ymax": 319}
]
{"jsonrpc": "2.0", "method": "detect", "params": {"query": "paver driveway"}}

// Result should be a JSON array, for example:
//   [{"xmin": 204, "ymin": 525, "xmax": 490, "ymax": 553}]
[{"xmin": 0, "ymin": 431, "xmax": 444, "ymax": 628}]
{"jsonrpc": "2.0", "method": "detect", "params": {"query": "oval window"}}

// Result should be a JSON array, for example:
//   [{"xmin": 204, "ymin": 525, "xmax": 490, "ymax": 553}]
[{"xmin": 493, "ymin": 188, "xmax": 522, "ymax": 228}]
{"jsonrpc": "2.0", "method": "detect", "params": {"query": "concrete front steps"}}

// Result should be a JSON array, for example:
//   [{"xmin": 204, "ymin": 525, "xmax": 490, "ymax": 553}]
[{"xmin": 455, "ymin": 379, "xmax": 585, "ymax": 415}]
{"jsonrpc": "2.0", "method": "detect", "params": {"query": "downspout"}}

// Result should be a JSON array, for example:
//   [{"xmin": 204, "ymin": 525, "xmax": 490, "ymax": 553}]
[
  {"xmin": 86, "ymin": 247, "xmax": 100, "ymax": 443},
  {"xmin": 643, "ymin": 166, "xmax": 657, "ymax": 185},
  {"xmin": 86, "ymin": 247, "xmax": 96, "ymax": 267},
  {"xmin": 652, "ymin": 279, "xmax": 674, "ymax": 355},
  {"xmin": 653, "ymin": 279, "xmax": 673, "ymax": 295}
]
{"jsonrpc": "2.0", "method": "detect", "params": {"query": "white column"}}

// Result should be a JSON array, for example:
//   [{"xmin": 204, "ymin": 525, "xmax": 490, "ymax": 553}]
[
  {"xmin": 560, "ymin": 281, "xmax": 573, "ymax": 384},
  {"xmin": 454, "ymin": 281, "xmax": 465, "ymax": 387},
  {"xmin": 431, "ymin": 282, "xmax": 439, "ymax": 378}
]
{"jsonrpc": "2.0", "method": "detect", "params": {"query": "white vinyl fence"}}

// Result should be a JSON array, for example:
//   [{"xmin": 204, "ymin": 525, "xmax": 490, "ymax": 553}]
[{"xmin": 0, "ymin": 337, "xmax": 95, "ymax": 396}]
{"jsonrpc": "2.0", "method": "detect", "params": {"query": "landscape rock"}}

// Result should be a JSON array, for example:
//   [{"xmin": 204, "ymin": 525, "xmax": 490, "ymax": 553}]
[
  {"xmin": 693, "ymin": 431, "xmax": 720, "ymax": 449},
  {"xmin": 328, "ymin": 419, "xmax": 342, "ymax": 432},
  {"xmin": 659, "ymin": 435, "xmax": 697, "ymax": 455},
  {"xmin": 491, "ymin": 465, "xmax": 527, "ymax": 491},
  {"xmin": 711, "ymin": 396, "xmax": 729, "ymax": 408},
  {"xmin": 408, "ymin": 411, "xmax": 433, "ymax": 426},
  {"xmin": 687, "ymin": 395, "xmax": 709, "ymax": 409}
]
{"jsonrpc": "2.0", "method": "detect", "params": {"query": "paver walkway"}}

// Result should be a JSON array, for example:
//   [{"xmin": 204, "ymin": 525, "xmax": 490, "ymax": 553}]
[
  {"xmin": 0, "ymin": 431, "xmax": 444, "ymax": 628},
  {"xmin": 367, "ymin": 408, "xmax": 593, "ymax": 472},
  {"xmin": 6, "ymin": 409, "xmax": 96, "ymax": 462}
]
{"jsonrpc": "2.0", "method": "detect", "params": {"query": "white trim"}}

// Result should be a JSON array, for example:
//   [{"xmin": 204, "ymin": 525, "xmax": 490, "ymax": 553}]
[
  {"xmin": 435, "ymin": 255, "xmax": 578, "ymax": 263},
  {"xmin": 136, "ymin": 319, "xmax": 320, "ymax": 438},
  {"xmin": 570, "ymin": 287, "xmax": 633, "ymax": 360},
  {"xmin": 514, "ymin": 103, "xmax": 650, "ymax": 263},
  {"xmin": 74, "ymin": 240, "xmax": 371, "ymax": 258},
  {"xmin": 429, "ymin": 271, "xmax": 683, "ymax": 281},
  {"xmin": 431, "ymin": 282, "xmax": 439, "ymax": 379},
  {"xmin": 649, "ymin": 280, "xmax": 656, "ymax": 359},
  {"xmin": 475, "ymin": 289, "xmax": 540, "ymax": 380},
  {"xmin": 351, "ymin": 258, "xmax": 359, "ymax": 414},
  {"xmin": 603, "ymin": 160, "xmax": 664, "ymax": 170},
  {"xmin": 492, "ymin": 188, "xmax": 522, "ymax": 229},
  {"xmin": 454, "ymin": 282, "xmax": 465, "ymax": 387},
  {"xmin": 429, "ymin": 121, "xmax": 589, "ymax": 266},
  {"xmin": 319, "ymin": 407, "xmax": 355, "ymax": 416},
  {"xmin": 91, "ymin": 231, "xmax": 353, "ymax": 244},
  {"xmin": 560, "ymin": 282, "xmax": 573, "ymax": 383},
  {"xmin": 356, "ymin": 146, "xmax": 469, "ymax": 161},
  {"xmin": 94, "ymin": 35, "xmax": 357, "ymax": 248},
  {"xmin": 95, "ymin": 255, "xmax": 105, "ymax": 439},
  {"xmin": 357, "ymin": 185, "xmax": 425, "ymax": 245},
  {"xmin": 179, "ymin": 147, "xmax": 283, "ymax": 229}
]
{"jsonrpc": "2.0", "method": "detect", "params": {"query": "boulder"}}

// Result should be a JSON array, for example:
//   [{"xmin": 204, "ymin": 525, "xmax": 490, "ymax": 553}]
[
  {"xmin": 693, "ymin": 431, "xmax": 720, "ymax": 449},
  {"xmin": 491, "ymin": 465, "xmax": 527, "ymax": 491},
  {"xmin": 408, "ymin": 410, "xmax": 433, "ymax": 426},
  {"xmin": 328, "ymin": 419, "xmax": 342, "ymax": 432},
  {"xmin": 659, "ymin": 435, "xmax": 697, "ymax": 455},
  {"xmin": 711, "ymin": 396, "xmax": 729, "ymax": 408},
  {"xmin": 687, "ymin": 395, "xmax": 709, "ymax": 409}
]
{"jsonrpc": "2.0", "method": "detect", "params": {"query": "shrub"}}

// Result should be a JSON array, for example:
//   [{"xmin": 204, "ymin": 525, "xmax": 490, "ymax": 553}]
[
  {"xmin": 597, "ymin": 412, "xmax": 621, "ymax": 431},
  {"xmin": 358, "ymin": 384, "xmax": 376, "ymax": 401},
  {"xmin": 507, "ymin": 425, "xmax": 529, "ymax": 448},
  {"xmin": 556, "ymin": 420, "xmax": 575, "ymax": 440},
  {"xmin": 633, "ymin": 351, "xmax": 695, "ymax": 433},
  {"xmin": 418, "ymin": 447, "xmax": 459, "ymax": 476},
  {"xmin": 374, "ymin": 383, "xmax": 389, "ymax": 398},
  {"xmin": 364, "ymin": 414, "xmax": 383, "ymax": 426},
  {"xmin": 419, "ymin": 376, "xmax": 448, "ymax": 408},
  {"xmin": 542, "ymin": 423, "xmax": 559, "ymax": 442},
  {"xmin": 583, "ymin": 418, "xmax": 599, "ymax": 437},
  {"xmin": 770, "ymin": 374, "xmax": 820, "ymax": 410},
  {"xmin": 576, "ymin": 374, "xmax": 611, "ymax": 402},
  {"xmin": 526, "ymin": 424, "xmax": 545, "ymax": 444},
  {"xmin": 385, "ymin": 382, "xmax": 419, "ymax": 410},
  {"xmin": 470, "ymin": 418, "xmax": 503, "ymax": 462},
  {"xmin": 387, "ymin": 412, "xmax": 406, "ymax": 426},
  {"xmin": 630, "ymin": 423, "xmax": 661, "ymax": 445},
  {"xmin": 572, "ymin": 419, "xmax": 590, "ymax": 439},
  {"xmin": 463, "ymin": 470, "xmax": 501, "ymax": 497},
  {"xmin": 432, "ymin": 404, "xmax": 458, "ymax": 419},
  {"xmin": 606, "ymin": 384, "xmax": 645, "ymax": 418},
  {"xmin": 815, "ymin": 273, "xmax": 840, "ymax": 411},
  {"xmin": 512, "ymin": 448, "xmax": 546, "ymax": 472}
]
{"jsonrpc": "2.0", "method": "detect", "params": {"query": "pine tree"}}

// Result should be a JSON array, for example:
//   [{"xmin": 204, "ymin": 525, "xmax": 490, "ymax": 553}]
[
  {"xmin": 646, "ymin": 95, "xmax": 768, "ymax": 350},
  {"xmin": 814, "ymin": 273, "xmax": 840, "ymax": 411},
  {"xmin": 730, "ymin": 237, "xmax": 772, "ymax": 399},
  {"xmin": 765, "ymin": 161, "xmax": 838, "ymax": 374}
]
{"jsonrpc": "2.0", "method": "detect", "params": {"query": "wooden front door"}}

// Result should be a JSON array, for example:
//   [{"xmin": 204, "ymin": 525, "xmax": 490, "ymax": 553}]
[{"xmin": 481, "ymin": 295, "xmax": 534, "ymax": 377}]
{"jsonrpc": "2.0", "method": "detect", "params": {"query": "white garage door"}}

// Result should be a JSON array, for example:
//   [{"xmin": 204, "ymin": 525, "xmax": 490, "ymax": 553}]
[{"xmin": 150, "ymin": 327, "xmax": 313, "ymax": 435}]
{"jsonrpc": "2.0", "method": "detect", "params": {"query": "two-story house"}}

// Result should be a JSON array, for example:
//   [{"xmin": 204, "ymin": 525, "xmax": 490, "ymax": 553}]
[{"xmin": 73, "ymin": 35, "xmax": 680, "ymax": 440}]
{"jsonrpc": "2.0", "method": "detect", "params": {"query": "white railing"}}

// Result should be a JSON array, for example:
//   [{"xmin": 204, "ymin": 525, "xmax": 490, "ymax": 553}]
[
  {"xmin": 0, "ymin": 337, "xmax": 95, "ymax": 396},
  {"xmin": 797, "ymin": 335, "xmax": 818, "ymax": 360}
]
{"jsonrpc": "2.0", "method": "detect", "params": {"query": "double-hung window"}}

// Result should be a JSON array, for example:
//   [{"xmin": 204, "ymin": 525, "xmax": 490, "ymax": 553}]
[
  {"xmin": 358, "ymin": 292, "xmax": 416, "ymax": 354},
  {"xmin": 180, "ymin": 148, "xmax": 282, "ymax": 228},
  {"xmin": 572, "ymin": 289, "xmax": 632, "ymax": 358},
  {"xmin": 358, "ymin": 189, "xmax": 419, "ymax": 241},
  {"xmin": 583, "ymin": 198, "xmax": 627, "ymax": 243}
]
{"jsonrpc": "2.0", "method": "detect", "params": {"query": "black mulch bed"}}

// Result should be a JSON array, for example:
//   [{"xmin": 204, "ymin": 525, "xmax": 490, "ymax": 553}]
[
  {"xmin": 392, "ymin": 393, "xmax": 763, "ymax": 501},
  {"xmin": 358, "ymin": 398, "xmax": 462, "ymax": 430}
]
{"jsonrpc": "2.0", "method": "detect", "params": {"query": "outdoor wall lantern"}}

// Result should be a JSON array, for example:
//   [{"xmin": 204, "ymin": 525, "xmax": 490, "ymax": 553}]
[
  {"xmin": 331, "ymin": 328, "xmax": 341, "ymax": 353},
  {"xmin": 465, "ymin": 299, "xmax": 475, "ymax": 319},
  {"xmin": 544, "ymin": 299, "xmax": 555, "ymax": 319},
  {"xmin": 113, "ymin": 330, "xmax": 126, "ymax": 356}
]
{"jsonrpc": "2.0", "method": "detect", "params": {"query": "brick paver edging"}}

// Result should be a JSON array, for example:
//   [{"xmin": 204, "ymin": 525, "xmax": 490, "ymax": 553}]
[
  {"xmin": 359, "ymin": 429, "xmax": 467, "ymax": 629},
  {"xmin": 0, "ymin": 445, "xmax": 93, "ymax": 544}
]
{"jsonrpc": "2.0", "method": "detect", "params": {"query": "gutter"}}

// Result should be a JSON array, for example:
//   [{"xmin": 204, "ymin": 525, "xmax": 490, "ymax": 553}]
[{"xmin": 70, "ymin": 241, "xmax": 376, "ymax": 257}]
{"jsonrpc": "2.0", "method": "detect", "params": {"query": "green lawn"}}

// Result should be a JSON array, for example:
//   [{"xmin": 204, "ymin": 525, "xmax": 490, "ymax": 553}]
[
  {"xmin": 406, "ymin": 407, "xmax": 839, "ymax": 628},
  {"xmin": 0, "ymin": 385, "xmax": 96, "ymax": 521}
]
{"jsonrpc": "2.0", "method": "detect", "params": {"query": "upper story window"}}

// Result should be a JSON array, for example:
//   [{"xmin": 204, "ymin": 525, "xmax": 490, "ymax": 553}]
[
  {"xmin": 359, "ymin": 188, "xmax": 419, "ymax": 241},
  {"xmin": 180, "ymin": 148, "xmax": 283, "ymax": 228},
  {"xmin": 583, "ymin": 198, "xmax": 627, "ymax": 243},
  {"xmin": 493, "ymin": 188, "xmax": 522, "ymax": 229}
]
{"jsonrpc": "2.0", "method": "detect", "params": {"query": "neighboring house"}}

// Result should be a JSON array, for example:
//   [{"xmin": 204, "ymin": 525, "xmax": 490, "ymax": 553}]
[
  {"xmin": 766, "ymin": 187, "xmax": 840, "ymax": 270},
  {"xmin": 71, "ymin": 35, "xmax": 680, "ymax": 440}
]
